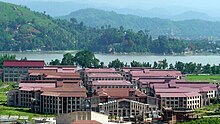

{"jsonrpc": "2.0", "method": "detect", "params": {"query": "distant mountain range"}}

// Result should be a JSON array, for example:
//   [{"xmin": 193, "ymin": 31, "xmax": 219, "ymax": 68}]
[
  {"xmin": 24, "ymin": 1, "xmax": 220, "ymax": 22},
  {"xmin": 1, "ymin": 1, "xmax": 220, "ymax": 54},
  {"xmin": 59, "ymin": 8, "xmax": 220, "ymax": 38},
  {"xmin": 113, "ymin": 8, "xmax": 220, "ymax": 21}
]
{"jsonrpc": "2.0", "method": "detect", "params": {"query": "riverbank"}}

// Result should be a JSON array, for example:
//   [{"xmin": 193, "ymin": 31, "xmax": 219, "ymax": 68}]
[
  {"xmin": 1, "ymin": 51, "xmax": 220, "ymax": 65},
  {"xmin": 1, "ymin": 50, "xmax": 220, "ymax": 56}
]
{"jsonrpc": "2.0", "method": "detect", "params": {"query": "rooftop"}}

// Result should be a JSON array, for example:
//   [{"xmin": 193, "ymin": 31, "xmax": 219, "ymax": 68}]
[
  {"xmin": 3, "ymin": 60, "xmax": 45, "ymax": 67},
  {"xmin": 92, "ymin": 80, "xmax": 132, "ymax": 86},
  {"xmin": 96, "ymin": 88, "xmax": 146, "ymax": 98},
  {"xmin": 84, "ymin": 68, "xmax": 116, "ymax": 73},
  {"xmin": 41, "ymin": 87, "xmax": 87, "ymax": 97},
  {"xmin": 87, "ymin": 73, "xmax": 123, "ymax": 78},
  {"xmin": 29, "ymin": 68, "xmax": 81, "ymax": 79},
  {"xmin": 158, "ymin": 92, "xmax": 201, "ymax": 98}
]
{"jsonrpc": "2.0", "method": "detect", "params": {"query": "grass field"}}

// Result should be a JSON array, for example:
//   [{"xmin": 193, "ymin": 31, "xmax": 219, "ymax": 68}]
[
  {"xmin": 186, "ymin": 75, "xmax": 220, "ymax": 83},
  {"xmin": 194, "ymin": 103, "xmax": 220, "ymax": 116},
  {"xmin": 178, "ymin": 118, "xmax": 220, "ymax": 124},
  {"xmin": 0, "ymin": 82, "xmax": 55, "ymax": 120}
]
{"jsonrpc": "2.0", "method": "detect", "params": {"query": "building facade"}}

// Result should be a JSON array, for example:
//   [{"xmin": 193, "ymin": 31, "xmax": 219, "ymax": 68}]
[
  {"xmin": 3, "ymin": 60, "xmax": 45, "ymax": 82},
  {"xmin": 98, "ymin": 99, "xmax": 158, "ymax": 119}
]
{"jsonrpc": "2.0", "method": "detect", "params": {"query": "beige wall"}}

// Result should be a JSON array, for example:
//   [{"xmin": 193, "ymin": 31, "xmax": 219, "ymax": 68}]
[
  {"xmin": 56, "ymin": 111, "xmax": 108, "ymax": 124},
  {"xmin": 91, "ymin": 111, "xmax": 108, "ymax": 123},
  {"xmin": 186, "ymin": 96, "xmax": 201, "ymax": 109}
]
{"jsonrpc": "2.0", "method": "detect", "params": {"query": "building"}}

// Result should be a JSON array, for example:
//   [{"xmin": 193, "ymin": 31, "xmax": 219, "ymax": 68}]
[
  {"xmin": 8, "ymin": 85, "xmax": 87, "ymax": 114},
  {"xmin": 98, "ymin": 99, "xmax": 158, "ymax": 120},
  {"xmin": 120, "ymin": 67, "xmax": 182, "ymax": 82},
  {"xmin": 56, "ymin": 111, "xmax": 108, "ymax": 124},
  {"xmin": 3, "ymin": 60, "xmax": 45, "ymax": 82},
  {"xmin": 89, "ymin": 80, "xmax": 134, "ymax": 95},
  {"xmin": 148, "ymin": 81, "xmax": 217, "ymax": 110},
  {"xmin": 7, "ymin": 66, "xmax": 87, "ymax": 114},
  {"xmin": 136, "ymin": 77, "xmax": 177, "ymax": 95},
  {"xmin": 80, "ymin": 68, "xmax": 119, "ymax": 85},
  {"xmin": 39, "ymin": 87, "xmax": 87, "ymax": 114},
  {"xmin": 85, "ymin": 73, "xmax": 124, "ymax": 96},
  {"xmin": 90, "ymin": 88, "xmax": 159, "ymax": 120}
]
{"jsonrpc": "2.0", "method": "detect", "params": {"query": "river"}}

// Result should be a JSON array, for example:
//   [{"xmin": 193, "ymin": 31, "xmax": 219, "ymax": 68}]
[{"xmin": 0, "ymin": 51, "xmax": 220, "ymax": 65}]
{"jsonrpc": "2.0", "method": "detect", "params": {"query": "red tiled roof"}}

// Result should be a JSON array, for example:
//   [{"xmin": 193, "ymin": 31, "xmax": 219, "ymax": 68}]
[
  {"xmin": 19, "ymin": 83, "xmax": 56, "ymax": 88},
  {"xmin": 96, "ymin": 88, "xmax": 146, "ymax": 98},
  {"xmin": 28, "ymin": 69, "xmax": 81, "ymax": 80},
  {"xmin": 72, "ymin": 120, "xmax": 101, "ymax": 124},
  {"xmin": 41, "ymin": 92, "xmax": 86, "ymax": 97},
  {"xmin": 199, "ymin": 87, "xmax": 214, "ymax": 93},
  {"xmin": 175, "ymin": 82, "xmax": 217, "ymax": 90},
  {"xmin": 92, "ymin": 80, "xmax": 132, "ymax": 86},
  {"xmin": 3, "ymin": 60, "xmax": 45, "ymax": 67},
  {"xmin": 151, "ymin": 83, "xmax": 169, "ymax": 89},
  {"xmin": 85, "ymin": 68, "xmax": 116, "ymax": 73},
  {"xmin": 130, "ymin": 69, "xmax": 182, "ymax": 78},
  {"xmin": 87, "ymin": 73, "xmax": 123, "ymax": 78},
  {"xmin": 20, "ymin": 80, "xmax": 57, "ymax": 83},
  {"xmin": 154, "ymin": 87, "xmax": 200, "ymax": 93},
  {"xmin": 139, "ymin": 79, "xmax": 165, "ymax": 84},
  {"xmin": 159, "ymin": 92, "xmax": 201, "ymax": 98},
  {"xmin": 41, "ymin": 86, "xmax": 86, "ymax": 92},
  {"xmin": 41, "ymin": 87, "xmax": 87, "ymax": 97}
]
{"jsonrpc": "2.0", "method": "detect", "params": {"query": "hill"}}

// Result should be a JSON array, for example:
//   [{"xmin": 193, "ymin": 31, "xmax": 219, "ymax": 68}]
[
  {"xmin": 0, "ymin": 1, "xmax": 75, "ymax": 51},
  {"xmin": 60, "ymin": 8, "xmax": 220, "ymax": 38}
]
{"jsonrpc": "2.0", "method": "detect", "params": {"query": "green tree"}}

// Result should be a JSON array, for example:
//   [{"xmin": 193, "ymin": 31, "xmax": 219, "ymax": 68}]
[
  {"xmin": 99, "ymin": 62, "xmax": 105, "ymax": 68},
  {"xmin": 108, "ymin": 59, "xmax": 124, "ymax": 68},
  {"xmin": 61, "ymin": 53, "xmax": 74, "ymax": 65},
  {"xmin": 169, "ymin": 64, "xmax": 174, "ymax": 69},
  {"xmin": 153, "ymin": 61, "xmax": 158, "ymax": 69},
  {"xmin": 158, "ymin": 59, "xmax": 168, "ymax": 69},
  {"xmin": 175, "ymin": 61, "xmax": 185, "ymax": 72},
  {"xmin": 73, "ymin": 50, "xmax": 100, "ymax": 68},
  {"xmin": 184, "ymin": 62, "xmax": 196, "ymax": 74},
  {"xmin": 50, "ymin": 59, "xmax": 61, "ymax": 65},
  {"xmin": 131, "ymin": 60, "xmax": 142, "ymax": 67},
  {"xmin": 202, "ymin": 64, "xmax": 211, "ymax": 74},
  {"xmin": 20, "ymin": 57, "xmax": 27, "ymax": 61}
]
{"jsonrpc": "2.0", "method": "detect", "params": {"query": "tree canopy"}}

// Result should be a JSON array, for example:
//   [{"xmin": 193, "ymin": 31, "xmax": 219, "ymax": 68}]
[{"xmin": 73, "ymin": 50, "xmax": 100, "ymax": 68}]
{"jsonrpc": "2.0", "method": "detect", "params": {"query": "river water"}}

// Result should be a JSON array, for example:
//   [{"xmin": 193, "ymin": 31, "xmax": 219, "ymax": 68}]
[{"xmin": 0, "ymin": 51, "xmax": 220, "ymax": 65}]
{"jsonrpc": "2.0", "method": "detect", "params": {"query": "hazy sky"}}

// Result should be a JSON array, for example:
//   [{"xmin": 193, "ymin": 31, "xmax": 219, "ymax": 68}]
[{"xmin": 1, "ymin": 0, "xmax": 220, "ymax": 16}]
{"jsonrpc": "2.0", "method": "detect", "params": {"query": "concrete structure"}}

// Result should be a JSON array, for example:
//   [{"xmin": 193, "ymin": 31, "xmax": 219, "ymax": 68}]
[
  {"xmin": 121, "ymin": 67, "xmax": 182, "ymax": 82},
  {"xmin": 81, "ymin": 68, "xmax": 119, "ymax": 85},
  {"xmin": 56, "ymin": 111, "xmax": 108, "ymax": 124},
  {"xmin": 3, "ymin": 60, "xmax": 45, "ymax": 82},
  {"xmin": 148, "ymin": 81, "xmax": 217, "ymax": 110},
  {"xmin": 90, "ymin": 88, "xmax": 159, "ymax": 120},
  {"xmin": 8, "ymin": 86, "xmax": 87, "ymax": 114},
  {"xmin": 80, "ymin": 68, "xmax": 124, "ymax": 96},
  {"xmin": 89, "ymin": 80, "xmax": 134, "ymax": 95},
  {"xmin": 99, "ymin": 99, "xmax": 158, "ymax": 119},
  {"xmin": 7, "ymin": 66, "xmax": 87, "ymax": 114}
]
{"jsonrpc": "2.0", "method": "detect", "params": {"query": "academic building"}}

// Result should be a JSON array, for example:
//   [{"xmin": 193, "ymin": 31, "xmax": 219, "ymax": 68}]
[{"xmin": 3, "ymin": 60, "xmax": 45, "ymax": 82}]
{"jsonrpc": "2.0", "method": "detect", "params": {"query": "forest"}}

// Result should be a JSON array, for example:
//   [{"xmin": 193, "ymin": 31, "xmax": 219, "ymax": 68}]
[{"xmin": 1, "ymin": 1, "xmax": 220, "ymax": 54}]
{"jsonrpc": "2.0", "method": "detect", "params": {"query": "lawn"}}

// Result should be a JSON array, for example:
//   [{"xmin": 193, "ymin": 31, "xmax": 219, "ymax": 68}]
[
  {"xmin": 177, "ymin": 118, "xmax": 220, "ymax": 124},
  {"xmin": 186, "ymin": 75, "xmax": 220, "ymax": 83},
  {"xmin": 0, "ymin": 82, "xmax": 55, "ymax": 120},
  {"xmin": 194, "ymin": 103, "xmax": 220, "ymax": 116}
]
